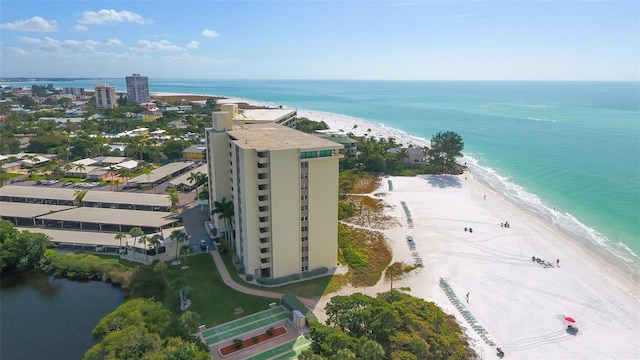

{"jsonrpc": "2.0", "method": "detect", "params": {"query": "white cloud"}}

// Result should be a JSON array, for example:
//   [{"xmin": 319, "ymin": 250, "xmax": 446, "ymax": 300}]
[
  {"xmin": 137, "ymin": 39, "xmax": 182, "ymax": 51},
  {"xmin": 201, "ymin": 29, "xmax": 220, "ymax": 38},
  {"xmin": 18, "ymin": 36, "xmax": 124, "ymax": 53},
  {"xmin": 9, "ymin": 47, "xmax": 31, "ymax": 56},
  {"xmin": 72, "ymin": 24, "xmax": 88, "ymax": 32},
  {"xmin": 0, "ymin": 16, "xmax": 58, "ymax": 32},
  {"xmin": 107, "ymin": 39, "xmax": 123, "ymax": 47},
  {"xmin": 187, "ymin": 41, "xmax": 200, "ymax": 49},
  {"xmin": 77, "ymin": 9, "xmax": 152, "ymax": 25}
]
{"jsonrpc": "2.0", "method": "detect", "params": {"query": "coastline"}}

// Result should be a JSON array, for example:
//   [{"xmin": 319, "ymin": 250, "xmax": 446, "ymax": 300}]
[{"xmin": 153, "ymin": 91, "xmax": 639, "ymax": 357}]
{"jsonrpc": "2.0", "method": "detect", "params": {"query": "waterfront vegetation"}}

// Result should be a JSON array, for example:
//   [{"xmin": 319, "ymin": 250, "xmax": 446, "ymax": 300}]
[
  {"xmin": 303, "ymin": 291, "xmax": 477, "ymax": 360},
  {"xmin": 337, "ymin": 223, "xmax": 392, "ymax": 287}
]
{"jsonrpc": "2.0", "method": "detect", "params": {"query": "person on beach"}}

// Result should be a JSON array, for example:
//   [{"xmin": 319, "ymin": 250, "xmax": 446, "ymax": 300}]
[
  {"xmin": 557, "ymin": 259, "xmax": 560, "ymax": 267},
  {"xmin": 466, "ymin": 292, "xmax": 469, "ymax": 303}
]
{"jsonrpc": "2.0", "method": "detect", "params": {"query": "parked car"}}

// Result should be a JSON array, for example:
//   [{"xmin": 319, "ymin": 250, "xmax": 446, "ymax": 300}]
[
  {"xmin": 10, "ymin": 177, "xmax": 22, "ymax": 183},
  {"xmin": 200, "ymin": 239, "xmax": 207, "ymax": 251},
  {"xmin": 63, "ymin": 182, "xmax": 74, "ymax": 187}
]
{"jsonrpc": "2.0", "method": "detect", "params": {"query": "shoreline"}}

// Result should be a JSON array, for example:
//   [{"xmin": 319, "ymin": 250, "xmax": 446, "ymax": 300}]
[{"xmin": 320, "ymin": 171, "xmax": 639, "ymax": 358}]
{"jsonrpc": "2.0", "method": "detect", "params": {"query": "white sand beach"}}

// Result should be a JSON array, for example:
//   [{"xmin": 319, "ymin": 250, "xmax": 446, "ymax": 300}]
[{"xmin": 164, "ymin": 94, "xmax": 640, "ymax": 358}]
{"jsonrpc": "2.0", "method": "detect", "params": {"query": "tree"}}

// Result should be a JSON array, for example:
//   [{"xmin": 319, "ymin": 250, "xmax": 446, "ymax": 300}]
[
  {"xmin": 178, "ymin": 311, "xmax": 201, "ymax": 334},
  {"xmin": 118, "ymin": 168, "xmax": 132, "ymax": 188},
  {"xmin": 74, "ymin": 190, "xmax": 86, "ymax": 205},
  {"xmin": 187, "ymin": 171, "xmax": 201, "ymax": 199},
  {"xmin": 352, "ymin": 124, "xmax": 358, "ymax": 136},
  {"xmin": 107, "ymin": 166, "xmax": 118, "ymax": 190},
  {"xmin": 180, "ymin": 244, "xmax": 192, "ymax": 263},
  {"xmin": 143, "ymin": 166, "xmax": 153, "ymax": 188},
  {"xmin": 74, "ymin": 163, "xmax": 87, "ymax": 179},
  {"xmin": 428, "ymin": 131, "xmax": 464, "ymax": 173},
  {"xmin": 154, "ymin": 261, "xmax": 169, "ymax": 286},
  {"xmin": 114, "ymin": 233, "xmax": 127, "ymax": 252},
  {"xmin": 138, "ymin": 235, "xmax": 149, "ymax": 263},
  {"xmin": 212, "ymin": 197, "xmax": 234, "ymax": 250},
  {"xmin": 128, "ymin": 227, "xmax": 144, "ymax": 259},
  {"xmin": 167, "ymin": 187, "xmax": 179, "ymax": 212},
  {"xmin": 162, "ymin": 140, "xmax": 189, "ymax": 160},
  {"xmin": 206, "ymin": 97, "xmax": 217, "ymax": 109},
  {"xmin": 170, "ymin": 229, "xmax": 188, "ymax": 264},
  {"xmin": 149, "ymin": 234, "xmax": 163, "ymax": 256}
]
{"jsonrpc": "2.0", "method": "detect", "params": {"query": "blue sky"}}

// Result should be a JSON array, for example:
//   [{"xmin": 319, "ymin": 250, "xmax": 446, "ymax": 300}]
[{"xmin": 1, "ymin": 1, "xmax": 638, "ymax": 80}]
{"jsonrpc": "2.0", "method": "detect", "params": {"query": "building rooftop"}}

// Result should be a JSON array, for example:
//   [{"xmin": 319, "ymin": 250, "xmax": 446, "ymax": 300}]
[
  {"xmin": 82, "ymin": 191, "xmax": 170, "ymax": 208},
  {"xmin": 37, "ymin": 207, "xmax": 180, "ymax": 228},
  {"xmin": 169, "ymin": 164, "xmax": 208, "ymax": 187},
  {"xmin": 16, "ymin": 227, "xmax": 125, "ymax": 247},
  {"xmin": 182, "ymin": 144, "xmax": 207, "ymax": 154},
  {"xmin": 72, "ymin": 158, "xmax": 98, "ymax": 166},
  {"xmin": 128, "ymin": 161, "xmax": 194, "ymax": 184},
  {"xmin": 318, "ymin": 135, "xmax": 358, "ymax": 144},
  {"xmin": 228, "ymin": 124, "xmax": 344, "ymax": 151},
  {"xmin": 0, "ymin": 185, "xmax": 77, "ymax": 201},
  {"xmin": 0, "ymin": 203, "xmax": 74, "ymax": 218},
  {"xmin": 233, "ymin": 109, "xmax": 296, "ymax": 123}
]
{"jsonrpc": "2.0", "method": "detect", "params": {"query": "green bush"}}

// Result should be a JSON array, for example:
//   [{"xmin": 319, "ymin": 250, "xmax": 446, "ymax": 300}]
[
  {"xmin": 266, "ymin": 326, "xmax": 275, "ymax": 336},
  {"xmin": 233, "ymin": 338, "xmax": 243, "ymax": 348},
  {"xmin": 252, "ymin": 335, "xmax": 259, "ymax": 343},
  {"xmin": 301, "ymin": 267, "xmax": 328, "ymax": 279},
  {"xmin": 245, "ymin": 273, "xmax": 254, "ymax": 281}
]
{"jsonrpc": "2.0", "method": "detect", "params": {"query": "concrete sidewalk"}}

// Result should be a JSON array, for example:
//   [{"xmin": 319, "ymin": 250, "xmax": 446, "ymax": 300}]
[{"xmin": 208, "ymin": 251, "xmax": 320, "ymax": 311}]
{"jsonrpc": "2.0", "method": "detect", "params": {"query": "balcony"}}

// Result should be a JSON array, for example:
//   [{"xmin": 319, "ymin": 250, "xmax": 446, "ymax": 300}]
[
  {"xmin": 260, "ymin": 257, "xmax": 270, "ymax": 264},
  {"xmin": 257, "ymin": 157, "xmax": 268, "ymax": 165},
  {"xmin": 259, "ymin": 216, "xmax": 269, "ymax": 223},
  {"xmin": 259, "ymin": 237, "xmax": 270, "ymax": 244}
]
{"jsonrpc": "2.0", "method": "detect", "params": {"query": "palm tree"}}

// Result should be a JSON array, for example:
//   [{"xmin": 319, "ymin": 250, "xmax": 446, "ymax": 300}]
[
  {"xmin": 352, "ymin": 124, "xmax": 358, "ymax": 136},
  {"xmin": 138, "ymin": 235, "xmax": 149, "ymax": 263},
  {"xmin": 142, "ymin": 166, "xmax": 153, "ymax": 189},
  {"xmin": 107, "ymin": 166, "xmax": 118, "ymax": 190},
  {"xmin": 187, "ymin": 171, "xmax": 200, "ymax": 198},
  {"xmin": 74, "ymin": 190, "xmax": 86, "ymax": 206},
  {"xmin": 180, "ymin": 244, "xmax": 192, "ymax": 263},
  {"xmin": 171, "ymin": 229, "xmax": 188, "ymax": 264},
  {"xmin": 74, "ymin": 163, "xmax": 86, "ymax": 179},
  {"xmin": 114, "ymin": 233, "xmax": 127, "ymax": 252},
  {"xmin": 63, "ymin": 163, "xmax": 74, "ymax": 176},
  {"xmin": 167, "ymin": 187, "xmax": 179, "ymax": 212},
  {"xmin": 149, "ymin": 234, "xmax": 163, "ymax": 256},
  {"xmin": 128, "ymin": 227, "xmax": 144, "ymax": 259},
  {"xmin": 398, "ymin": 148, "xmax": 410, "ymax": 164},
  {"xmin": 212, "ymin": 197, "xmax": 234, "ymax": 250},
  {"xmin": 118, "ymin": 168, "xmax": 132, "ymax": 188}
]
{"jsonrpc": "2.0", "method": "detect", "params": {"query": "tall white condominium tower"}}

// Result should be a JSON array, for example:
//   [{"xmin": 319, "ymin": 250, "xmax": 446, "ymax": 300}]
[
  {"xmin": 206, "ymin": 110, "xmax": 343, "ymax": 280},
  {"xmin": 94, "ymin": 83, "xmax": 117, "ymax": 109},
  {"xmin": 125, "ymin": 73, "xmax": 150, "ymax": 103}
]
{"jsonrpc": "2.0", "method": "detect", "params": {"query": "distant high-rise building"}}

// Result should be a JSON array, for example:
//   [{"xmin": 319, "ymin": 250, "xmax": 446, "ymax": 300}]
[
  {"xmin": 125, "ymin": 73, "xmax": 150, "ymax": 103},
  {"xmin": 94, "ymin": 84, "xmax": 117, "ymax": 109},
  {"xmin": 62, "ymin": 87, "xmax": 85, "ymax": 96}
]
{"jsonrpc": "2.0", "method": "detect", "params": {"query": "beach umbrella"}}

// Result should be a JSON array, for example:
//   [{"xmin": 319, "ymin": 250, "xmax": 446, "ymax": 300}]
[{"xmin": 564, "ymin": 316, "xmax": 576, "ymax": 323}]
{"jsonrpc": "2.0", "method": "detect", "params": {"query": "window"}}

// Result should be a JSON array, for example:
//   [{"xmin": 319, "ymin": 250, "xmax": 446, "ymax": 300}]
[
  {"xmin": 301, "ymin": 216, "xmax": 308, "ymax": 221},
  {"xmin": 301, "ymin": 226, "xmax": 308, "ymax": 232},
  {"xmin": 301, "ymin": 195, "xmax": 307, "ymax": 200},
  {"xmin": 319, "ymin": 149, "xmax": 332, "ymax": 157},
  {"xmin": 301, "ymin": 184, "xmax": 308, "ymax": 190},
  {"xmin": 301, "ymin": 256, "xmax": 308, "ymax": 262},
  {"xmin": 301, "ymin": 236, "xmax": 308, "ymax": 242},
  {"xmin": 301, "ymin": 162, "xmax": 308, "ymax": 168},
  {"xmin": 300, "ymin": 151, "xmax": 317, "ymax": 159},
  {"xmin": 302, "ymin": 246, "xmax": 308, "ymax": 252},
  {"xmin": 301, "ymin": 173, "xmax": 308, "ymax": 179},
  {"xmin": 301, "ymin": 205, "xmax": 308, "ymax": 211},
  {"xmin": 302, "ymin": 266, "xmax": 309, "ymax": 272}
]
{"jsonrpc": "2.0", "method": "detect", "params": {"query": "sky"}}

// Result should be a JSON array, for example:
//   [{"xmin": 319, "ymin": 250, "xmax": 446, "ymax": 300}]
[{"xmin": 1, "ymin": 1, "xmax": 638, "ymax": 81}]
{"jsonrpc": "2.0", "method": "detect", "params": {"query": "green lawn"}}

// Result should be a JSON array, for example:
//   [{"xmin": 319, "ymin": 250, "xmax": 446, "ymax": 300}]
[
  {"xmin": 162, "ymin": 254, "xmax": 275, "ymax": 326},
  {"xmin": 218, "ymin": 247, "xmax": 346, "ymax": 299}
]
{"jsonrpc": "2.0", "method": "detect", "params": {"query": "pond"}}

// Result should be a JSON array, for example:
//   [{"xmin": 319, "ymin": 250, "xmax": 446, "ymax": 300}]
[{"xmin": 0, "ymin": 271, "xmax": 125, "ymax": 360}]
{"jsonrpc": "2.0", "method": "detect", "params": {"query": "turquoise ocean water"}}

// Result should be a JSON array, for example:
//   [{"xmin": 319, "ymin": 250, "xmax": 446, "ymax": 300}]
[{"xmin": 6, "ymin": 80, "xmax": 640, "ymax": 279}]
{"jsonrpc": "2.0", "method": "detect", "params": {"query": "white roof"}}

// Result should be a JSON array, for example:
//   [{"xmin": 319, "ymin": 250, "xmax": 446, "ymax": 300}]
[
  {"xmin": 72, "ymin": 158, "xmax": 98, "ymax": 166},
  {"xmin": 113, "ymin": 160, "xmax": 138, "ymax": 170},
  {"xmin": 0, "ymin": 203, "xmax": 75, "ymax": 218},
  {"xmin": 128, "ymin": 161, "xmax": 194, "ymax": 184},
  {"xmin": 100, "ymin": 156, "xmax": 128, "ymax": 164},
  {"xmin": 0, "ymin": 185, "xmax": 77, "ymax": 201},
  {"xmin": 82, "ymin": 191, "xmax": 170, "ymax": 208},
  {"xmin": 169, "ymin": 164, "xmax": 208, "ymax": 187},
  {"xmin": 37, "ymin": 207, "xmax": 180, "ymax": 228},
  {"xmin": 16, "ymin": 227, "xmax": 125, "ymax": 247}
]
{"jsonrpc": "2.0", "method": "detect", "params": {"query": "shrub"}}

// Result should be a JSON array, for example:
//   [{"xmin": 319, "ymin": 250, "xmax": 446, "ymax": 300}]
[
  {"xmin": 233, "ymin": 338, "xmax": 243, "ymax": 348},
  {"xmin": 300, "ymin": 267, "xmax": 328, "ymax": 279},
  {"xmin": 256, "ymin": 273, "xmax": 300, "ymax": 285},
  {"xmin": 266, "ymin": 327, "xmax": 275, "ymax": 336},
  {"xmin": 245, "ymin": 273, "xmax": 254, "ymax": 281},
  {"xmin": 252, "ymin": 335, "xmax": 259, "ymax": 343}
]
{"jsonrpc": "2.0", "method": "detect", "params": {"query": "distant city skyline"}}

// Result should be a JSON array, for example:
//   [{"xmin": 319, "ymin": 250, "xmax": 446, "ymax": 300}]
[{"xmin": 1, "ymin": 1, "xmax": 638, "ymax": 81}]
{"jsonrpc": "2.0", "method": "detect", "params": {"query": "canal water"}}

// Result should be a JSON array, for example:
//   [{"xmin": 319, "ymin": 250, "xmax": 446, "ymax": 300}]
[{"xmin": 0, "ymin": 271, "xmax": 124, "ymax": 360}]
